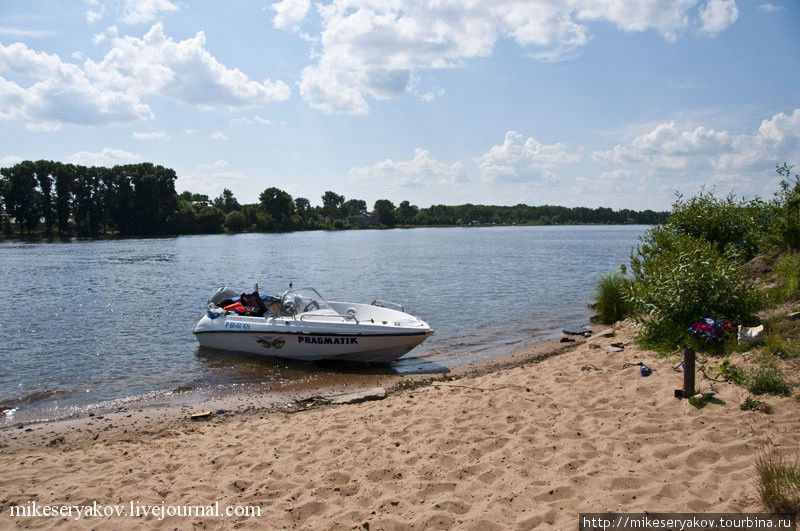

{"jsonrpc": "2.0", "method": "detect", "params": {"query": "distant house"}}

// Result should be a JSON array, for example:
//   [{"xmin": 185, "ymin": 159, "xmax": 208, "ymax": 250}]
[{"xmin": 347, "ymin": 213, "xmax": 379, "ymax": 228}]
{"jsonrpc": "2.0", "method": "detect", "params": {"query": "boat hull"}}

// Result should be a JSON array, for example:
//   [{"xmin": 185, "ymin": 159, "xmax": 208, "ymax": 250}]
[{"xmin": 193, "ymin": 311, "xmax": 433, "ymax": 363}]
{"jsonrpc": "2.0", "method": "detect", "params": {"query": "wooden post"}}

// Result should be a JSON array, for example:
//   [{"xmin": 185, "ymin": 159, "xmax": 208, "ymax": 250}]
[{"xmin": 683, "ymin": 348, "xmax": 695, "ymax": 398}]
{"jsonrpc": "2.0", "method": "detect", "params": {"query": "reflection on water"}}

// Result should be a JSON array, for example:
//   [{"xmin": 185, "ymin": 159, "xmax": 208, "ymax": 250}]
[{"xmin": 0, "ymin": 225, "xmax": 645, "ymax": 422}]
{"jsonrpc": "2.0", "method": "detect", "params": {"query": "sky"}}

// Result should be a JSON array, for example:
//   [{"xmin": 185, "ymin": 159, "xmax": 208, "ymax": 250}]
[{"xmin": 1, "ymin": 0, "xmax": 799, "ymax": 211}]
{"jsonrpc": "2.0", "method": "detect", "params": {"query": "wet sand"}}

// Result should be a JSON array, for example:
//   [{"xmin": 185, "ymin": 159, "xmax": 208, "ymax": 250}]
[{"xmin": 1, "ymin": 322, "xmax": 797, "ymax": 529}]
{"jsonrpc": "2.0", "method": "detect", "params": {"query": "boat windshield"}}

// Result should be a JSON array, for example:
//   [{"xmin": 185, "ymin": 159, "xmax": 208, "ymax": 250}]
[{"xmin": 281, "ymin": 288, "xmax": 332, "ymax": 315}]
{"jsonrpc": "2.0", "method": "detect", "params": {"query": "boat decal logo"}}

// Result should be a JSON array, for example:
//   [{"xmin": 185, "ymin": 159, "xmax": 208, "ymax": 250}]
[
  {"xmin": 256, "ymin": 336, "xmax": 285, "ymax": 349},
  {"xmin": 225, "ymin": 321, "xmax": 251, "ymax": 330},
  {"xmin": 298, "ymin": 336, "xmax": 358, "ymax": 345}
]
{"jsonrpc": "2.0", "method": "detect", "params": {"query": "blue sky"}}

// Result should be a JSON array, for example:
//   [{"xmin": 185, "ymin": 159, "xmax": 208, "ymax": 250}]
[{"xmin": 1, "ymin": 0, "xmax": 798, "ymax": 210}]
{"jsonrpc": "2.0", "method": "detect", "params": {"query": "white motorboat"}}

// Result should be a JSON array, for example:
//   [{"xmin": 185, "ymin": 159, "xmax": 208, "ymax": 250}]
[{"xmin": 194, "ymin": 287, "xmax": 433, "ymax": 363}]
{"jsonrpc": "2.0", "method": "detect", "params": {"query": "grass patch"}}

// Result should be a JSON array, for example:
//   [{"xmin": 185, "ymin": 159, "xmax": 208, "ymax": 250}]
[
  {"xmin": 740, "ymin": 396, "xmax": 772, "ymax": 413},
  {"xmin": 747, "ymin": 362, "xmax": 791, "ymax": 396},
  {"xmin": 593, "ymin": 273, "xmax": 632, "ymax": 324},
  {"xmin": 764, "ymin": 313, "xmax": 800, "ymax": 358},
  {"xmin": 755, "ymin": 443, "xmax": 800, "ymax": 513}
]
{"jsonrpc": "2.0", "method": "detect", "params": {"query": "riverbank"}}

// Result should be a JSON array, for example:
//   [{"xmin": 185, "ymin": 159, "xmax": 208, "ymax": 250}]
[{"xmin": 1, "ymin": 321, "xmax": 796, "ymax": 529}]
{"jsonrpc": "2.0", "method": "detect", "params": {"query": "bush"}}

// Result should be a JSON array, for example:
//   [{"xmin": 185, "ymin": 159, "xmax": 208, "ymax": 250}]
[
  {"xmin": 755, "ymin": 443, "xmax": 800, "ymax": 513},
  {"xmin": 593, "ymin": 273, "xmax": 632, "ymax": 324},
  {"xmin": 774, "ymin": 251, "xmax": 800, "ymax": 301},
  {"xmin": 710, "ymin": 358, "xmax": 747, "ymax": 385},
  {"xmin": 667, "ymin": 189, "xmax": 763, "ymax": 261},
  {"xmin": 628, "ymin": 227, "xmax": 761, "ymax": 350},
  {"xmin": 773, "ymin": 163, "xmax": 800, "ymax": 250},
  {"xmin": 224, "ymin": 210, "xmax": 247, "ymax": 233}
]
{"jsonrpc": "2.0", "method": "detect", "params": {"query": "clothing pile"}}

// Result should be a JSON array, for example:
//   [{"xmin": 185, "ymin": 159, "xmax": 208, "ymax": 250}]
[{"xmin": 687, "ymin": 316, "xmax": 732, "ymax": 341}]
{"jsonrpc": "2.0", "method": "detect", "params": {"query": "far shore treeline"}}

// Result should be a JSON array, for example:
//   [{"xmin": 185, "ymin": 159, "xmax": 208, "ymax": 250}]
[{"xmin": 0, "ymin": 160, "xmax": 667, "ymax": 238}]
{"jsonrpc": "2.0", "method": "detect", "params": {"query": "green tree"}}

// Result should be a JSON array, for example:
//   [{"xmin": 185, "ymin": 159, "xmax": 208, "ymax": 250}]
[
  {"xmin": 54, "ymin": 163, "xmax": 75, "ymax": 235},
  {"xmin": 321, "ymin": 191, "xmax": 344, "ymax": 220},
  {"xmin": 1, "ymin": 161, "xmax": 41, "ymax": 234},
  {"xmin": 213, "ymin": 188, "xmax": 240, "ymax": 213},
  {"xmin": 224, "ymin": 210, "xmax": 248, "ymax": 232},
  {"xmin": 34, "ymin": 160, "xmax": 56, "ymax": 235},
  {"xmin": 294, "ymin": 197, "xmax": 312, "ymax": 227},
  {"xmin": 342, "ymin": 198, "xmax": 367, "ymax": 217},
  {"xmin": 259, "ymin": 187, "xmax": 295, "ymax": 229},
  {"xmin": 127, "ymin": 163, "xmax": 177, "ymax": 235},
  {"xmin": 104, "ymin": 168, "xmax": 135, "ymax": 235},
  {"xmin": 195, "ymin": 205, "xmax": 225, "ymax": 233},
  {"xmin": 172, "ymin": 198, "xmax": 198, "ymax": 234},
  {"xmin": 395, "ymin": 200, "xmax": 418, "ymax": 225},
  {"xmin": 373, "ymin": 199, "xmax": 396, "ymax": 227}
]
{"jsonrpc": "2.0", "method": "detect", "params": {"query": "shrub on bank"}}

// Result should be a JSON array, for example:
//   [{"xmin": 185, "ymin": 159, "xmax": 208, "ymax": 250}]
[
  {"xmin": 628, "ymin": 226, "xmax": 761, "ymax": 351},
  {"xmin": 774, "ymin": 251, "xmax": 800, "ymax": 301},
  {"xmin": 773, "ymin": 163, "xmax": 800, "ymax": 250},
  {"xmin": 592, "ymin": 273, "xmax": 632, "ymax": 324},
  {"xmin": 667, "ymin": 189, "xmax": 763, "ymax": 260}
]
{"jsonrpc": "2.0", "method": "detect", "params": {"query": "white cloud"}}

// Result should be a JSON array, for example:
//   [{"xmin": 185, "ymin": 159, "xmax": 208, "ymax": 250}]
[
  {"xmin": 593, "ymin": 121, "xmax": 733, "ymax": 169},
  {"xmin": 0, "ymin": 41, "xmax": 154, "ymax": 127},
  {"xmin": 92, "ymin": 32, "xmax": 107, "ymax": 45},
  {"xmin": 478, "ymin": 130, "xmax": 581, "ymax": 182},
  {"xmin": 132, "ymin": 130, "xmax": 170, "ymax": 140},
  {"xmin": 86, "ymin": 7, "xmax": 105, "ymax": 24},
  {"xmin": 210, "ymin": 131, "xmax": 228, "ymax": 140},
  {"xmin": 0, "ymin": 23, "xmax": 290, "ymax": 129},
  {"xmin": 0, "ymin": 155, "xmax": 24, "ymax": 166},
  {"xmin": 85, "ymin": 23, "xmax": 291, "ymax": 109},
  {"xmin": 272, "ymin": 0, "xmax": 311, "ymax": 31},
  {"xmin": 121, "ymin": 0, "xmax": 179, "ymax": 24},
  {"xmin": 0, "ymin": 27, "xmax": 56, "ymax": 38},
  {"xmin": 185, "ymin": 128, "xmax": 198, "ymax": 134},
  {"xmin": 592, "ymin": 108, "xmax": 800, "ymax": 194},
  {"xmin": 179, "ymin": 161, "xmax": 246, "ymax": 196},
  {"xmin": 718, "ymin": 109, "xmax": 800, "ymax": 171},
  {"xmin": 698, "ymin": 0, "xmax": 738, "ymax": 35},
  {"xmin": 230, "ymin": 114, "xmax": 286, "ymax": 126},
  {"xmin": 758, "ymin": 3, "xmax": 781, "ymax": 13},
  {"xmin": 573, "ymin": 169, "xmax": 633, "ymax": 194},
  {"xmin": 297, "ymin": 0, "xmax": 735, "ymax": 114},
  {"xmin": 197, "ymin": 159, "xmax": 229, "ymax": 170},
  {"xmin": 26, "ymin": 120, "xmax": 62, "ymax": 132},
  {"xmin": 68, "ymin": 147, "xmax": 142, "ymax": 166},
  {"xmin": 348, "ymin": 148, "xmax": 465, "ymax": 187}
]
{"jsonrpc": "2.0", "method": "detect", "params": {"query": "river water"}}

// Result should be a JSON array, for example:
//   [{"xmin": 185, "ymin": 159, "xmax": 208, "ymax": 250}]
[{"xmin": 0, "ymin": 225, "xmax": 646, "ymax": 423}]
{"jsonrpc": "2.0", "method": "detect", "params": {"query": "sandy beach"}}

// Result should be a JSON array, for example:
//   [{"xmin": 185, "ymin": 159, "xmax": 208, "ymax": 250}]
[{"xmin": 1, "ymin": 322, "xmax": 798, "ymax": 530}]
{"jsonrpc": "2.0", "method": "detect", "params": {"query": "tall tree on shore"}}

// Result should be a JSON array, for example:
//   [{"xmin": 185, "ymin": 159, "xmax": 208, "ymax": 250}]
[
  {"xmin": 128, "ymin": 163, "xmax": 178, "ymax": 235},
  {"xmin": 322, "ymin": 191, "xmax": 344, "ymax": 220},
  {"xmin": 1, "ymin": 161, "xmax": 41, "ymax": 234},
  {"xmin": 373, "ymin": 199, "xmax": 396, "ymax": 227},
  {"xmin": 293, "ymin": 197, "xmax": 312, "ymax": 226},
  {"xmin": 213, "ymin": 188, "xmax": 240, "ymax": 213},
  {"xmin": 105, "ymin": 168, "xmax": 135, "ymax": 236},
  {"xmin": 53, "ymin": 163, "xmax": 75, "ymax": 235},
  {"xmin": 395, "ymin": 200, "xmax": 418, "ymax": 225},
  {"xmin": 34, "ymin": 160, "xmax": 56, "ymax": 235},
  {"xmin": 342, "ymin": 198, "xmax": 367, "ymax": 217},
  {"xmin": 259, "ymin": 187, "xmax": 295, "ymax": 229}
]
